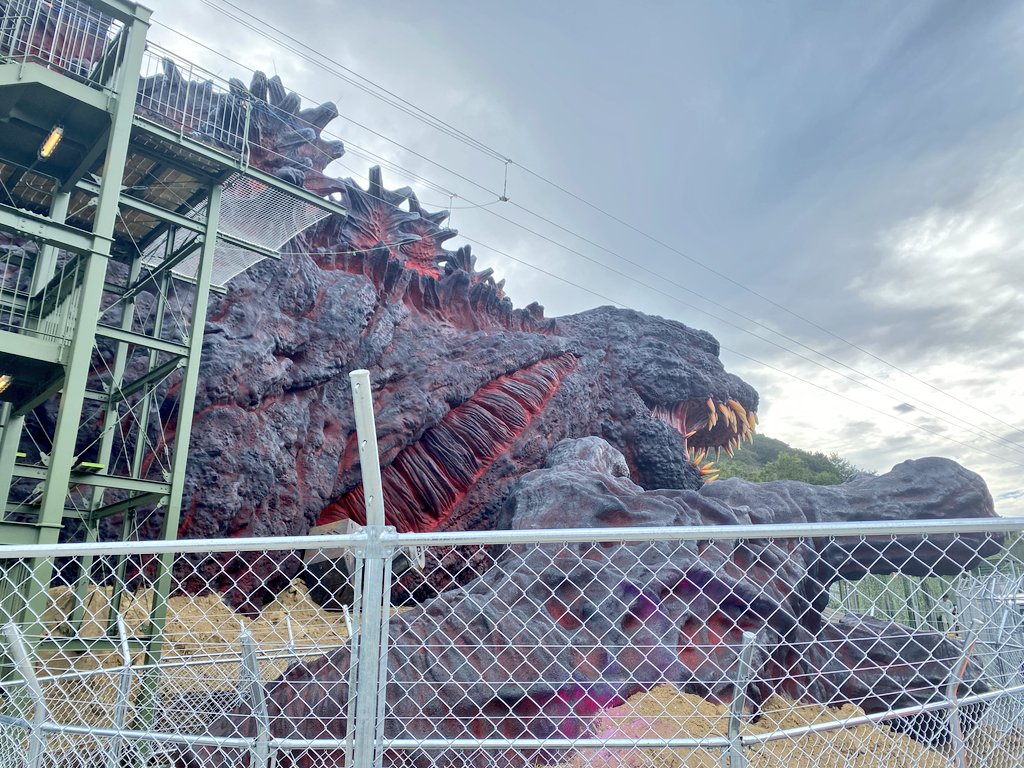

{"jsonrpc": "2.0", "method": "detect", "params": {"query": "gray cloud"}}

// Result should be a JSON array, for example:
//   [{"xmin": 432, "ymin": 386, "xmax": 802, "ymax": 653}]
[{"xmin": 146, "ymin": 0, "xmax": 1024, "ymax": 513}]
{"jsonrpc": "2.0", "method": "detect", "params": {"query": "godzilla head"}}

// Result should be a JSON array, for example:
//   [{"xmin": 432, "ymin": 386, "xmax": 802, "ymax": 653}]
[{"xmin": 552, "ymin": 306, "xmax": 758, "ymax": 492}]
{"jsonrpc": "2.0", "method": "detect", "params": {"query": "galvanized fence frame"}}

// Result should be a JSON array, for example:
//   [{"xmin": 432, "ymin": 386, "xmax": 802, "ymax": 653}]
[{"xmin": 0, "ymin": 516, "xmax": 1020, "ymax": 768}]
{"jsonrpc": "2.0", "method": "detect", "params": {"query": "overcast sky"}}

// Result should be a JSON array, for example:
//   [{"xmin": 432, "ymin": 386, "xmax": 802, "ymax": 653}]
[{"xmin": 144, "ymin": 0, "xmax": 1024, "ymax": 515}]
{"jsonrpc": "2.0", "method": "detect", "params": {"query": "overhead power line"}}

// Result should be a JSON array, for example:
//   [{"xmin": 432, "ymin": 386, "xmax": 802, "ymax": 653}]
[
  {"xmin": 197, "ymin": 0, "xmax": 1024, "ymax": 447},
  {"xmin": 259, "ymin": 134, "xmax": 1024, "ymax": 470},
  {"xmin": 150, "ymin": 12, "xmax": 1024, "ymax": 468}
]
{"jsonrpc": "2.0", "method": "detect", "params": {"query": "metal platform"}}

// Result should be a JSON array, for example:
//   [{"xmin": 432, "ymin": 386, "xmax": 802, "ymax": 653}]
[{"xmin": 0, "ymin": 0, "xmax": 344, "ymax": 674}]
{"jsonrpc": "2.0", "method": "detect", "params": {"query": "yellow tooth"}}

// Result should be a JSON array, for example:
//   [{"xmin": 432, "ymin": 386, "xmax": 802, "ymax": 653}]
[
  {"xmin": 692, "ymin": 448, "xmax": 707, "ymax": 464},
  {"xmin": 728, "ymin": 400, "xmax": 747, "ymax": 424},
  {"xmin": 706, "ymin": 399, "xmax": 718, "ymax": 430},
  {"xmin": 747, "ymin": 411, "xmax": 758, "ymax": 432},
  {"xmin": 716, "ymin": 447, "xmax": 722, "ymax": 462},
  {"xmin": 718, "ymin": 403, "xmax": 736, "ymax": 431},
  {"xmin": 724, "ymin": 443, "xmax": 735, "ymax": 458}
]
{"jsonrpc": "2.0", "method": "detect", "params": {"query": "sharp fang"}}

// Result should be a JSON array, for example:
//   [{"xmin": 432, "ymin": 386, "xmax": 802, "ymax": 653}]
[
  {"xmin": 716, "ymin": 447, "xmax": 722, "ymax": 462},
  {"xmin": 747, "ymin": 411, "xmax": 758, "ymax": 432},
  {"xmin": 725, "ymin": 443, "xmax": 735, "ymax": 458},
  {"xmin": 728, "ymin": 399, "xmax": 747, "ymax": 424},
  {"xmin": 706, "ymin": 399, "xmax": 718, "ymax": 430},
  {"xmin": 718, "ymin": 403, "xmax": 735, "ymax": 431},
  {"xmin": 685, "ymin": 428, "xmax": 698, "ymax": 438}
]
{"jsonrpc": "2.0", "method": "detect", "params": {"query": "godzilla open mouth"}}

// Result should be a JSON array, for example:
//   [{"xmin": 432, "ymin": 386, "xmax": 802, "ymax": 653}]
[
  {"xmin": 317, "ymin": 353, "xmax": 579, "ymax": 532},
  {"xmin": 652, "ymin": 398, "xmax": 757, "ymax": 480}
]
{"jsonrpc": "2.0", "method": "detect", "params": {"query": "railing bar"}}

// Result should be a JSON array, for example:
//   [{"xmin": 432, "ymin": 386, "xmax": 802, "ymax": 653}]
[{"xmin": 0, "ymin": 517, "xmax": 1019, "ymax": 559}]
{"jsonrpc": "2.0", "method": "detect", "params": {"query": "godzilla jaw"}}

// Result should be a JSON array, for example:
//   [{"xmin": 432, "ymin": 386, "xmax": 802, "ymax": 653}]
[{"xmin": 652, "ymin": 398, "xmax": 758, "ymax": 481}]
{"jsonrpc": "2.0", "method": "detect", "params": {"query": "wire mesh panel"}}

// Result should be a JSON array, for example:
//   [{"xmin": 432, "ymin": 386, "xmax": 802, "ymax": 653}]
[
  {"xmin": 141, "ymin": 174, "xmax": 330, "ymax": 287},
  {"xmin": 0, "ymin": 524, "xmax": 1020, "ymax": 768}
]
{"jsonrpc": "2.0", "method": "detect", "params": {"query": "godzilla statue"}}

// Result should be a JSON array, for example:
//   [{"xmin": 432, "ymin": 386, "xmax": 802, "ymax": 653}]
[
  {"xmin": 10, "ymin": 56, "xmax": 1001, "ymax": 763},
  {"xmin": 120, "ymin": 67, "xmax": 997, "ymax": 763},
  {"xmin": 131, "ymin": 69, "xmax": 762, "ymax": 610}
]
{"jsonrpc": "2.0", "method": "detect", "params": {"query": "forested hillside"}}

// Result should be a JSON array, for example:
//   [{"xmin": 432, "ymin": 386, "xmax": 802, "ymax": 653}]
[{"xmin": 715, "ymin": 434, "xmax": 868, "ymax": 485}]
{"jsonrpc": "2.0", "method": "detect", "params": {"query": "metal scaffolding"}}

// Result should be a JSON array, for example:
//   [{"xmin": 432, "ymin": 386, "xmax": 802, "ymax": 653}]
[{"xmin": 0, "ymin": 0, "xmax": 344, "ymax": 675}]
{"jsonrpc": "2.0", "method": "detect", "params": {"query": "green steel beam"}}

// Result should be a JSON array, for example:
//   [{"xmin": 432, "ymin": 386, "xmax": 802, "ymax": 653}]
[
  {"xmin": 32, "ymin": 0, "xmax": 152, "ymax": 549},
  {"xmin": 0, "ymin": 405, "xmax": 23, "ymax": 525},
  {"xmin": 94, "ymin": 324, "xmax": 189, "ymax": 357},
  {"xmin": 31, "ymin": 192, "xmax": 71, "ymax": 292},
  {"xmin": 58, "ymin": 128, "xmax": 112, "ymax": 196},
  {"xmin": 77, "ymin": 177, "xmax": 281, "ymax": 262},
  {"xmin": 0, "ymin": 203, "xmax": 109, "ymax": 256},
  {"xmin": 119, "ymin": 240, "xmax": 202, "ymax": 302},
  {"xmin": 111, "ymin": 356, "xmax": 181, "ymax": 403},
  {"xmin": 142, "ymin": 182, "xmax": 221, "ymax": 670},
  {"xmin": 12, "ymin": 465, "xmax": 170, "ymax": 496},
  {"xmin": 0, "ymin": 330, "xmax": 63, "ymax": 365},
  {"xmin": 0, "ymin": 522, "xmax": 55, "ymax": 547},
  {"xmin": 72, "ymin": 251, "xmax": 146, "ymax": 629},
  {"xmin": 124, "ymin": 140, "xmax": 224, "ymax": 185},
  {"xmin": 92, "ymin": 0, "xmax": 155, "ymax": 26},
  {"xmin": 0, "ymin": 64, "xmax": 110, "ymax": 113},
  {"xmin": 86, "ymin": 491, "xmax": 164, "ymax": 523}
]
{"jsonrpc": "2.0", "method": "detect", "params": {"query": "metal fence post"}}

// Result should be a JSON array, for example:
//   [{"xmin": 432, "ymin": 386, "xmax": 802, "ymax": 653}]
[
  {"xmin": 349, "ymin": 370, "xmax": 392, "ymax": 768},
  {"xmin": 725, "ymin": 631, "xmax": 758, "ymax": 768},
  {"xmin": 240, "ymin": 627, "xmax": 271, "ymax": 768},
  {"xmin": 105, "ymin": 612, "xmax": 133, "ymax": 768},
  {"xmin": 947, "ymin": 621, "xmax": 980, "ymax": 768},
  {"xmin": 3, "ymin": 623, "xmax": 48, "ymax": 768}
]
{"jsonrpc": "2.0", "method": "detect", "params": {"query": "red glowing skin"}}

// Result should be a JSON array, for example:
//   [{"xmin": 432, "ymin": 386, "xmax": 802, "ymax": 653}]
[{"xmin": 318, "ymin": 354, "xmax": 578, "ymax": 532}]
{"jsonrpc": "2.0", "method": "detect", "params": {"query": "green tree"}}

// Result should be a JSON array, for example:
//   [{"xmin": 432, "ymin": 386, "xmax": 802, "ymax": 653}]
[{"xmin": 716, "ymin": 435, "xmax": 868, "ymax": 485}]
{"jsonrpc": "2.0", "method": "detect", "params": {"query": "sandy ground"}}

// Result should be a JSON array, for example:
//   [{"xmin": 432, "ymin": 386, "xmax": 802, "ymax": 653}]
[{"xmin": 563, "ymin": 685, "xmax": 949, "ymax": 768}]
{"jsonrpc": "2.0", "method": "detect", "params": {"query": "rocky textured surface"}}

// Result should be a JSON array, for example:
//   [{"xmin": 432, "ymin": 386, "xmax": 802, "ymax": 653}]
[{"xmin": 178, "ymin": 439, "xmax": 996, "ymax": 768}]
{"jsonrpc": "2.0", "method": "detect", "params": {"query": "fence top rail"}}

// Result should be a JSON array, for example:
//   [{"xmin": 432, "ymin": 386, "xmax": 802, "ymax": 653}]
[{"xmin": 0, "ymin": 516, "xmax": 1019, "ymax": 559}]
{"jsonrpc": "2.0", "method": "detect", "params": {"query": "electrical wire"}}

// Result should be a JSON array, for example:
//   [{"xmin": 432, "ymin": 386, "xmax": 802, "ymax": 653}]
[
  {"xmin": 266, "ymin": 132, "xmax": 1024, "ymax": 463},
  {"xmin": 193, "ymin": 0, "xmax": 1024, "ymax": 443},
  {"xmin": 315, "ymin": 160, "xmax": 1024, "ymax": 469},
  {"xmin": 143, "ymin": 18, "xmax": 1024, "ymax": 467}
]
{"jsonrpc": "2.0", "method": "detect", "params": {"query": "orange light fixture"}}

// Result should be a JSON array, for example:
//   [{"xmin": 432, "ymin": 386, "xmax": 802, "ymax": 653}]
[{"xmin": 38, "ymin": 125, "xmax": 64, "ymax": 160}]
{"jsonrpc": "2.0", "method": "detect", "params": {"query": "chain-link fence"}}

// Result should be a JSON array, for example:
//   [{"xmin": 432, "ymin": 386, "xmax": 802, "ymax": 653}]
[{"xmin": 0, "ymin": 519, "xmax": 1021, "ymax": 768}]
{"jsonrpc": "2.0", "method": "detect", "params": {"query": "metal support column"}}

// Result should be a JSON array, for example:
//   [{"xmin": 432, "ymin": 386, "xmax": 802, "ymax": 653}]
[
  {"xmin": 131, "ymin": 184, "xmax": 222, "ymax": 762},
  {"xmin": 19, "ymin": 3, "xmax": 152, "ymax": 638}
]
